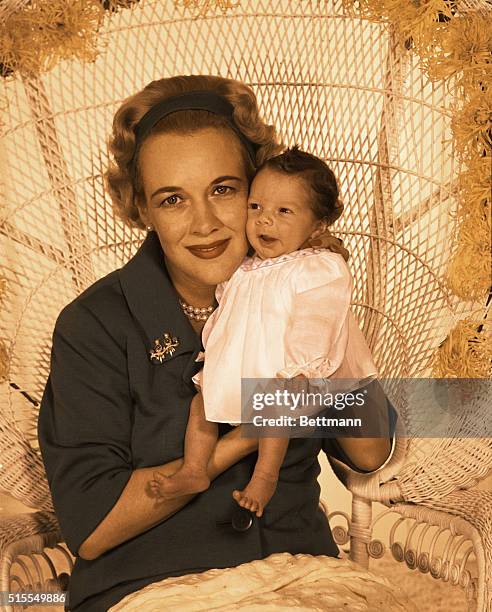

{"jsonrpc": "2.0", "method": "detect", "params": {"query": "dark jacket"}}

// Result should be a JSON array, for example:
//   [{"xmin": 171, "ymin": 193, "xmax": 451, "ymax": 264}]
[{"xmin": 38, "ymin": 232, "xmax": 376, "ymax": 611}]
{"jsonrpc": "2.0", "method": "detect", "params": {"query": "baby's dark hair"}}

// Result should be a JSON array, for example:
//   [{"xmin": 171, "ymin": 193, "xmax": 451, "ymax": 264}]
[{"xmin": 256, "ymin": 146, "xmax": 344, "ymax": 224}]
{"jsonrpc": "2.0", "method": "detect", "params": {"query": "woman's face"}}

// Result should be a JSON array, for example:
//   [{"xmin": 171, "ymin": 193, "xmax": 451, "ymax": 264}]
[{"xmin": 138, "ymin": 128, "xmax": 249, "ymax": 296}]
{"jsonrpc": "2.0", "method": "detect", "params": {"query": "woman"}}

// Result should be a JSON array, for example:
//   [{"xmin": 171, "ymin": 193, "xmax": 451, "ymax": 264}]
[{"xmin": 38, "ymin": 74, "xmax": 392, "ymax": 612}]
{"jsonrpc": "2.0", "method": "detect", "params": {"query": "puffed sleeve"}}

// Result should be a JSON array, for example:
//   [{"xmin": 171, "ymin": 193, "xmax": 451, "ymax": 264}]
[
  {"xmin": 276, "ymin": 252, "xmax": 351, "ymax": 379},
  {"xmin": 37, "ymin": 300, "xmax": 133, "ymax": 557}
]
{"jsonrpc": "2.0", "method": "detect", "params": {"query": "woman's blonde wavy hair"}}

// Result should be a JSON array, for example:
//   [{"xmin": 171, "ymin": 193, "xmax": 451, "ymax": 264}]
[{"xmin": 105, "ymin": 75, "xmax": 283, "ymax": 229}]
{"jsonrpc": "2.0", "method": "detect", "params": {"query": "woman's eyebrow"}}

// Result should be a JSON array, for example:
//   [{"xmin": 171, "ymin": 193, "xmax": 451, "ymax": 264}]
[
  {"xmin": 211, "ymin": 175, "xmax": 243, "ymax": 184},
  {"xmin": 150, "ymin": 185, "xmax": 181, "ymax": 199}
]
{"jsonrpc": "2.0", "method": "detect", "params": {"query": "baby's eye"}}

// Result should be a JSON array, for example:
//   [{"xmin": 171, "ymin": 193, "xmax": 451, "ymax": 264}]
[
  {"xmin": 248, "ymin": 202, "xmax": 260, "ymax": 210},
  {"xmin": 279, "ymin": 207, "xmax": 292, "ymax": 214},
  {"xmin": 214, "ymin": 185, "xmax": 234, "ymax": 195},
  {"xmin": 160, "ymin": 194, "xmax": 182, "ymax": 207}
]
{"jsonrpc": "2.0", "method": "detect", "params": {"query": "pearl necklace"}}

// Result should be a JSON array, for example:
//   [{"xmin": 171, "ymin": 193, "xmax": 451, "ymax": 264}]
[{"xmin": 179, "ymin": 298, "xmax": 215, "ymax": 322}]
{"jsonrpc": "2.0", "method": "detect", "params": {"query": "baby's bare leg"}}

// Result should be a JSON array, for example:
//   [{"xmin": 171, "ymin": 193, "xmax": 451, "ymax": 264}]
[
  {"xmin": 150, "ymin": 393, "xmax": 217, "ymax": 499},
  {"xmin": 232, "ymin": 436, "xmax": 289, "ymax": 517}
]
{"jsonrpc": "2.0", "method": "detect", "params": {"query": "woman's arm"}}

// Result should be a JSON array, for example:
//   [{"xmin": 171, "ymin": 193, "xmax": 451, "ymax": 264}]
[
  {"xmin": 334, "ymin": 437, "xmax": 391, "ymax": 472},
  {"xmin": 78, "ymin": 425, "xmax": 257, "ymax": 560},
  {"xmin": 322, "ymin": 379, "xmax": 396, "ymax": 472},
  {"xmin": 275, "ymin": 254, "xmax": 393, "ymax": 473},
  {"xmin": 335, "ymin": 377, "xmax": 393, "ymax": 471},
  {"xmin": 38, "ymin": 300, "xmax": 257, "ymax": 563},
  {"xmin": 290, "ymin": 373, "xmax": 393, "ymax": 472}
]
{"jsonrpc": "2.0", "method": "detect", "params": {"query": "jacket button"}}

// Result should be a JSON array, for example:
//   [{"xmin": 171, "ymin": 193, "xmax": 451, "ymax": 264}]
[{"xmin": 231, "ymin": 507, "xmax": 254, "ymax": 531}]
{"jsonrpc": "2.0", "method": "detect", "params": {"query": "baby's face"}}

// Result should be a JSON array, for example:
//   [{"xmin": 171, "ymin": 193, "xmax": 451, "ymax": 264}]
[{"xmin": 246, "ymin": 168, "xmax": 323, "ymax": 259}]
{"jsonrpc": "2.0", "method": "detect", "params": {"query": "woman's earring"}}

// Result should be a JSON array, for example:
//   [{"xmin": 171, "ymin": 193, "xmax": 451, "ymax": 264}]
[{"xmin": 146, "ymin": 224, "xmax": 154, "ymax": 232}]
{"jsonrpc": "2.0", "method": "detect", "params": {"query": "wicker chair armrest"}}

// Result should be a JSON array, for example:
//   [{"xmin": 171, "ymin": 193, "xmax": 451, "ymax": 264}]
[
  {"xmin": 328, "ymin": 437, "xmax": 408, "ymax": 505},
  {"xmin": 0, "ymin": 511, "xmax": 73, "ymax": 604},
  {"xmin": 382, "ymin": 502, "xmax": 487, "ymax": 611},
  {"xmin": 324, "ymin": 499, "xmax": 486, "ymax": 610},
  {"xmin": 0, "ymin": 512, "xmax": 60, "ymax": 557}
]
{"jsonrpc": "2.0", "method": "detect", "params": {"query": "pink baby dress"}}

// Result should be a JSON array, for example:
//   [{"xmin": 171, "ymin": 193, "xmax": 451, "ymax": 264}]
[{"xmin": 195, "ymin": 248, "xmax": 378, "ymax": 424}]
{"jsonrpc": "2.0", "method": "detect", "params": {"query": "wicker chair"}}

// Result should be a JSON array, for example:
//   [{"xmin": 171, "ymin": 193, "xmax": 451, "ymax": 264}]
[{"xmin": 0, "ymin": 1, "xmax": 490, "ymax": 610}]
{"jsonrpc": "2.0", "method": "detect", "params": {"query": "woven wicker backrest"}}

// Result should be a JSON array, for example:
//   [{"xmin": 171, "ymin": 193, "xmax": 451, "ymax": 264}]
[{"xmin": 0, "ymin": 0, "xmax": 488, "ymax": 511}]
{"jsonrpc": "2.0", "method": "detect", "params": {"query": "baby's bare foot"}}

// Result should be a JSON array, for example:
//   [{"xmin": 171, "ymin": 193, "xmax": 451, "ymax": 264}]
[
  {"xmin": 232, "ymin": 471, "xmax": 278, "ymax": 517},
  {"xmin": 151, "ymin": 466, "xmax": 210, "ymax": 500}
]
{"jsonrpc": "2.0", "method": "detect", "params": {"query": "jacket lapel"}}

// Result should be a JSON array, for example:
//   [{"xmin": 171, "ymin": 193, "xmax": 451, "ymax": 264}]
[{"xmin": 118, "ymin": 232, "xmax": 201, "ymax": 369}]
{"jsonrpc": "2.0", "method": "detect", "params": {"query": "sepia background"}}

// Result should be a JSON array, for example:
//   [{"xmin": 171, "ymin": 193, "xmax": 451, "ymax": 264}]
[{"xmin": 0, "ymin": 1, "xmax": 490, "ymax": 610}]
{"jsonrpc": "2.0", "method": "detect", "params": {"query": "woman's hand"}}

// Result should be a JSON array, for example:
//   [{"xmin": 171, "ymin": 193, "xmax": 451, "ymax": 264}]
[
  {"xmin": 78, "ymin": 424, "xmax": 258, "ymax": 560},
  {"xmin": 303, "ymin": 230, "xmax": 350, "ymax": 262}
]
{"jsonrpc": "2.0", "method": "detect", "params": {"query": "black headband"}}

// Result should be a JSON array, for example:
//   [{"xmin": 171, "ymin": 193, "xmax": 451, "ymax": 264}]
[{"xmin": 130, "ymin": 91, "xmax": 258, "ymax": 175}]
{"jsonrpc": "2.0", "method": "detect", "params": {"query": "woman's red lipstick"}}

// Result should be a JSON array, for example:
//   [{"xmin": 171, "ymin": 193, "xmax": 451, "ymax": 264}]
[{"xmin": 186, "ymin": 238, "xmax": 230, "ymax": 259}]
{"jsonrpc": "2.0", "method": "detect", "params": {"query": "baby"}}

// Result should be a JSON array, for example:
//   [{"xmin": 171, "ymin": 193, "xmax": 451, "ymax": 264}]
[{"xmin": 150, "ymin": 147, "xmax": 378, "ymax": 517}]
